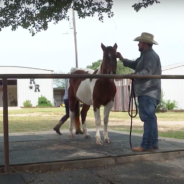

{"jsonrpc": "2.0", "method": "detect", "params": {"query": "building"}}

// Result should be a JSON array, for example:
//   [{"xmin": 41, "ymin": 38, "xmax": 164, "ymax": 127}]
[
  {"xmin": 162, "ymin": 62, "xmax": 184, "ymax": 109},
  {"xmin": 111, "ymin": 79, "xmax": 135, "ymax": 112},
  {"xmin": 112, "ymin": 62, "xmax": 184, "ymax": 111},
  {"xmin": 0, "ymin": 66, "xmax": 54, "ymax": 107},
  {"xmin": 53, "ymin": 88, "xmax": 65, "ymax": 107}
]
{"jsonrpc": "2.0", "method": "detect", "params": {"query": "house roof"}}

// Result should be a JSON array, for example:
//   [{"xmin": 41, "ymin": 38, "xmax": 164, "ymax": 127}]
[
  {"xmin": 162, "ymin": 62, "xmax": 184, "ymax": 71},
  {"xmin": 0, "ymin": 66, "xmax": 54, "ymax": 72}
]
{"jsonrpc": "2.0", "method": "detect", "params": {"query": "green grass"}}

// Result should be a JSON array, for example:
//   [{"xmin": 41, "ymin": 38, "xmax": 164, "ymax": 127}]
[
  {"xmin": 111, "ymin": 126, "xmax": 184, "ymax": 140},
  {"xmin": 1, "ymin": 107, "xmax": 184, "ymax": 120},
  {"xmin": 0, "ymin": 116, "xmax": 96, "ymax": 133},
  {"xmin": 0, "ymin": 107, "xmax": 184, "ymax": 140}
]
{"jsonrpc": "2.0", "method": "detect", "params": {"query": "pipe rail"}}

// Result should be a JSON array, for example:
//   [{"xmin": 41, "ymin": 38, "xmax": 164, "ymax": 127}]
[
  {"xmin": 1, "ymin": 74, "xmax": 184, "ymax": 79},
  {"xmin": 1, "ymin": 73, "xmax": 184, "ymax": 173}
]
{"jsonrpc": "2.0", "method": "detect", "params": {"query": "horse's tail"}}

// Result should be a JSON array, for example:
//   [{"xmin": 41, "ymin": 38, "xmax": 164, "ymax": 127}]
[
  {"xmin": 74, "ymin": 101, "xmax": 80, "ymax": 118},
  {"xmin": 74, "ymin": 100, "xmax": 82, "ymax": 133}
]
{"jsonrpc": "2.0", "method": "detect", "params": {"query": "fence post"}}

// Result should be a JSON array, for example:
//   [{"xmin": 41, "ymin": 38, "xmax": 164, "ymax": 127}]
[{"xmin": 3, "ymin": 78, "xmax": 9, "ymax": 173}]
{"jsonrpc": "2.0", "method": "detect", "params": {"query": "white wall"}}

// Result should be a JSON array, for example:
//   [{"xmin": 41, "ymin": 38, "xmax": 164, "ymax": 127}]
[
  {"xmin": 0, "ymin": 66, "xmax": 53, "ymax": 107},
  {"xmin": 162, "ymin": 65, "xmax": 184, "ymax": 109}
]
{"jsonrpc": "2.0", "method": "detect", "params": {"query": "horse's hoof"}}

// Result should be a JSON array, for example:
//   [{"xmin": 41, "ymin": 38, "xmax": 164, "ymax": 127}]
[
  {"xmin": 96, "ymin": 140, "xmax": 103, "ymax": 145},
  {"xmin": 75, "ymin": 129, "xmax": 83, "ymax": 134},
  {"xmin": 104, "ymin": 139, "xmax": 111, "ymax": 144},
  {"xmin": 69, "ymin": 134, "xmax": 74, "ymax": 138},
  {"xmin": 84, "ymin": 134, "xmax": 91, "ymax": 139}
]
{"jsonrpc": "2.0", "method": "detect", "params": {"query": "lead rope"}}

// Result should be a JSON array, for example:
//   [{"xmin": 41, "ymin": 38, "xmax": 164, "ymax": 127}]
[{"xmin": 128, "ymin": 79, "xmax": 138, "ymax": 149}]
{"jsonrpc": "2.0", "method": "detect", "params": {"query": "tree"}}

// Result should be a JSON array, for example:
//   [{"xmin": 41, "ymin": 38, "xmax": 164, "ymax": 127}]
[
  {"xmin": 116, "ymin": 60, "xmax": 133, "ymax": 75},
  {"xmin": 53, "ymin": 78, "xmax": 65, "ymax": 88},
  {"xmin": 53, "ymin": 71, "xmax": 65, "ymax": 88},
  {"xmin": 132, "ymin": 0, "xmax": 160, "ymax": 12},
  {"xmin": 0, "ymin": 0, "xmax": 160, "ymax": 36},
  {"xmin": 86, "ymin": 59, "xmax": 133, "ymax": 74},
  {"xmin": 87, "ymin": 60, "xmax": 102, "ymax": 70}
]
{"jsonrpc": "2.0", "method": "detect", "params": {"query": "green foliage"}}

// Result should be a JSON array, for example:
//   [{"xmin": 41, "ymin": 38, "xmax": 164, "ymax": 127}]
[
  {"xmin": 116, "ymin": 60, "xmax": 133, "ymax": 74},
  {"xmin": 87, "ymin": 59, "xmax": 133, "ymax": 74},
  {"xmin": 38, "ymin": 96, "xmax": 52, "ymax": 107},
  {"xmin": 53, "ymin": 71, "xmax": 65, "ymax": 88},
  {"xmin": 165, "ymin": 100, "xmax": 178, "ymax": 110},
  {"xmin": 0, "ymin": 1, "xmax": 160, "ymax": 36},
  {"xmin": 53, "ymin": 78, "xmax": 65, "ymax": 88},
  {"xmin": 132, "ymin": 0, "xmax": 160, "ymax": 12},
  {"xmin": 156, "ymin": 91, "xmax": 178, "ymax": 112},
  {"xmin": 23, "ymin": 100, "xmax": 32, "ymax": 107},
  {"xmin": 0, "ymin": 0, "xmax": 114, "ymax": 36},
  {"xmin": 87, "ymin": 60, "xmax": 102, "ymax": 70},
  {"xmin": 156, "ymin": 91, "xmax": 167, "ymax": 112}
]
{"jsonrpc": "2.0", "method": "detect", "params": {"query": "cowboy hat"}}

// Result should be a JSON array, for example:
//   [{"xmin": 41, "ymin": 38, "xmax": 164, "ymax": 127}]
[{"xmin": 133, "ymin": 32, "xmax": 158, "ymax": 45}]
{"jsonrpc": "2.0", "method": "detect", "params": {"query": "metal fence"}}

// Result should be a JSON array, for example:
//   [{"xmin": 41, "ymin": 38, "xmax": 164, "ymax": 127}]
[{"xmin": 1, "ymin": 73, "xmax": 184, "ymax": 173}]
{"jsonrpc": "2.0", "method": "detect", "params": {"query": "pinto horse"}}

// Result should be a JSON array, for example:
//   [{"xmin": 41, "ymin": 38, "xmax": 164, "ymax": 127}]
[{"xmin": 68, "ymin": 43, "xmax": 118, "ymax": 145}]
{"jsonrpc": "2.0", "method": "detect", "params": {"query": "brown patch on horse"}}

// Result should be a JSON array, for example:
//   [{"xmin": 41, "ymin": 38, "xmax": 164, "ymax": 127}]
[
  {"xmin": 81, "ymin": 104, "xmax": 90, "ymax": 124},
  {"xmin": 73, "ymin": 101, "xmax": 83, "ymax": 134},
  {"xmin": 68, "ymin": 70, "xmax": 90, "ymax": 131},
  {"xmin": 93, "ymin": 79, "xmax": 116, "ymax": 111},
  {"xmin": 101, "ymin": 43, "xmax": 117, "ymax": 74},
  {"xmin": 90, "ymin": 69, "xmax": 98, "ymax": 82},
  {"xmin": 69, "ymin": 70, "xmax": 89, "ymax": 97},
  {"xmin": 92, "ymin": 43, "xmax": 118, "ymax": 111}
]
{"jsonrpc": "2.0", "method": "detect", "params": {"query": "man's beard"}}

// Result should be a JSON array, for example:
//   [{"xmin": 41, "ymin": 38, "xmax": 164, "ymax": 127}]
[{"xmin": 139, "ymin": 47, "xmax": 143, "ymax": 52}]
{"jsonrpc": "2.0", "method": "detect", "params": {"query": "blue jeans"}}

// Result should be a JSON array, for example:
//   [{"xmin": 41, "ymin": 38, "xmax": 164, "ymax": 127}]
[
  {"xmin": 60, "ymin": 99, "xmax": 69, "ymax": 123},
  {"xmin": 138, "ymin": 95, "xmax": 159, "ymax": 149}
]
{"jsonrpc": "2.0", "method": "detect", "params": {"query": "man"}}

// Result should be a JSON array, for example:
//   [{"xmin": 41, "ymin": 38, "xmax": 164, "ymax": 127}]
[
  {"xmin": 53, "ymin": 71, "xmax": 83, "ymax": 135},
  {"xmin": 116, "ymin": 32, "xmax": 162, "ymax": 152}
]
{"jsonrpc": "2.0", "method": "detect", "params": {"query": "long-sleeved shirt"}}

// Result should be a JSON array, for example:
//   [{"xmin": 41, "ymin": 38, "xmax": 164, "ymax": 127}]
[
  {"xmin": 63, "ymin": 78, "xmax": 69, "ymax": 100},
  {"xmin": 123, "ymin": 48, "xmax": 162, "ymax": 101}
]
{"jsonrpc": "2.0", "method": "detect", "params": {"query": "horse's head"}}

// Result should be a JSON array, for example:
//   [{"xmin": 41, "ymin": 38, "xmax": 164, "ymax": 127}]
[{"xmin": 101, "ymin": 43, "xmax": 118, "ymax": 74}]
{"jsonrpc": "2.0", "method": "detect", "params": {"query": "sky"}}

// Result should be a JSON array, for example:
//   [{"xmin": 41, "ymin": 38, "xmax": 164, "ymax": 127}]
[{"xmin": 0, "ymin": 0, "xmax": 184, "ymax": 73}]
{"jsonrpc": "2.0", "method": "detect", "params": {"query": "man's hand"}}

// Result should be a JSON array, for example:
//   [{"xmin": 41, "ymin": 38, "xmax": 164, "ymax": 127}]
[{"xmin": 116, "ymin": 52, "xmax": 124, "ymax": 61}]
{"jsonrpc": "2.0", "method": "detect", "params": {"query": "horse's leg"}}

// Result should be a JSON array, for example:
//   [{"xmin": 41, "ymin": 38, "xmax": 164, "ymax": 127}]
[
  {"xmin": 103, "ymin": 101, "xmax": 114, "ymax": 143},
  {"xmin": 93, "ymin": 105, "xmax": 103, "ymax": 145},
  {"xmin": 81, "ymin": 104, "xmax": 90, "ymax": 138},
  {"xmin": 74, "ymin": 101, "xmax": 83, "ymax": 134},
  {"xmin": 69, "ymin": 98, "xmax": 77, "ymax": 138}
]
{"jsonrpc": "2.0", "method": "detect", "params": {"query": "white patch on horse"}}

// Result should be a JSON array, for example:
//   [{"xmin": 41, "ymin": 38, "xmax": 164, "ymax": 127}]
[
  {"xmin": 76, "ymin": 67, "xmax": 100, "ymax": 105},
  {"xmin": 103, "ymin": 101, "xmax": 114, "ymax": 143},
  {"xmin": 76, "ymin": 78, "xmax": 97, "ymax": 105},
  {"xmin": 69, "ymin": 111, "xmax": 75, "ymax": 137},
  {"xmin": 82, "ymin": 121, "xmax": 90, "ymax": 138},
  {"xmin": 94, "ymin": 108, "xmax": 103, "ymax": 145}
]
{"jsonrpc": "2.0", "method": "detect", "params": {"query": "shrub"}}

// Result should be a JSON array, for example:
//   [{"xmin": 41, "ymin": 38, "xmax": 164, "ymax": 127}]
[
  {"xmin": 165, "ymin": 100, "xmax": 178, "ymax": 110},
  {"xmin": 156, "ymin": 91, "xmax": 167, "ymax": 112},
  {"xmin": 23, "ymin": 100, "xmax": 32, "ymax": 107},
  {"xmin": 38, "ymin": 96, "xmax": 52, "ymax": 107}
]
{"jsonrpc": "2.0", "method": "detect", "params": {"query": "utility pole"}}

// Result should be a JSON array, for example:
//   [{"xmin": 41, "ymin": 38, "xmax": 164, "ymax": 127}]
[
  {"xmin": 72, "ymin": 9, "xmax": 78, "ymax": 68},
  {"xmin": 72, "ymin": 8, "xmax": 83, "ymax": 134}
]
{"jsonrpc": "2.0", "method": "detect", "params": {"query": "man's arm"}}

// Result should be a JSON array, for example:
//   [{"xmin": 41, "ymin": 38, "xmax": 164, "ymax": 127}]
[
  {"xmin": 135, "ymin": 54, "xmax": 155, "ymax": 75},
  {"xmin": 116, "ymin": 52, "xmax": 138, "ymax": 70},
  {"xmin": 123, "ymin": 59, "xmax": 139, "ymax": 70}
]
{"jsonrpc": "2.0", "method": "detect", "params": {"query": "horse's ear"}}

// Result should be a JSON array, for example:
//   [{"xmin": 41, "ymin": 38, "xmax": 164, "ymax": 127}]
[
  {"xmin": 113, "ymin": 43, "xmax": 118, "ymax": 51},
  {"xmin": 101, "ymin": 43, "xmax": 106, "ymax": 51}
]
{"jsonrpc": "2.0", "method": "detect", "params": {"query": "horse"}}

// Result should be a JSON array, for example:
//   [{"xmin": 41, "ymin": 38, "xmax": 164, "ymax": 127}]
[{"xmin": 68, "ymin": 43, "xmax": 118, "ymax": 145}]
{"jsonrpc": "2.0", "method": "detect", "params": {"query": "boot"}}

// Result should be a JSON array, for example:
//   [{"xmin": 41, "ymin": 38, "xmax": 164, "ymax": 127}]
[{"xmin": 53, "ymin": 121, "xmax": 63, "ymax": 135}]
